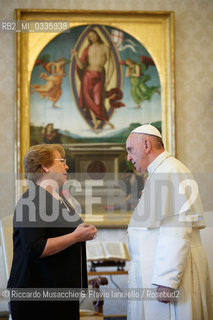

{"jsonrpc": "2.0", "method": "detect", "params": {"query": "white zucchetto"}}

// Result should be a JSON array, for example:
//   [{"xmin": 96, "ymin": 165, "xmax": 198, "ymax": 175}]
[{"xmin": 131, "ymin": 124, "xmax": 162, "ymax": 138}]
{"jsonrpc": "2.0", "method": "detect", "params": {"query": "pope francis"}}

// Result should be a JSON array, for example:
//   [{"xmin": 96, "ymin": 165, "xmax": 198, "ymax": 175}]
[{"xmin": 126, "ymin": 124, "xmax": 212, "ymax": 320}]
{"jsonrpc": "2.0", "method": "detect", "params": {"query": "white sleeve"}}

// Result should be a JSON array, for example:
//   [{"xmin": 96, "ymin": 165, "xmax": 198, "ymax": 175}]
[{"xmin": 151, "ymin": 220, "xmax": 192, "ymax": 289}]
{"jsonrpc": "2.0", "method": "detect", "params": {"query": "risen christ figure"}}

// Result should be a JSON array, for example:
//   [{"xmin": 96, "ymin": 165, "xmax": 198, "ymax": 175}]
[{"xmin": 72, "ymin": 30, "xmax": 114, "ymax": 130}]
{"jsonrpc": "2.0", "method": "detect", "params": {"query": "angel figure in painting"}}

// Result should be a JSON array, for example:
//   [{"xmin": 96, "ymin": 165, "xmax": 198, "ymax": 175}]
[
  {"xmin": 124, "ymin": 57, "xmax": 160, "ymax": 108},
  {"xmin": 72, "ymin": 29, "xmax": 124, "ymax": 130},
  {"xmin": 31, "ymin": 58, "xmax": 67, "ymax": 108}
]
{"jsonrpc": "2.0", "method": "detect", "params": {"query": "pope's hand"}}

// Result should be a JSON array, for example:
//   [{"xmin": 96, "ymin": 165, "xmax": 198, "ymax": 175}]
[
  {"xmin": 73, "ymin": 223, "xmax": 97, "ymax": 242},
  {"xmin": 156, "ymin": 285, "xmax": 174, "ymax": 304}
]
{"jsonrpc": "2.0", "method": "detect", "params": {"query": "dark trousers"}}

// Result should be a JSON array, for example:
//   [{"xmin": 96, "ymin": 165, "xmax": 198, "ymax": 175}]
[{"xmin": 10, "ymin": 300, "xmax": 80, "ymax": 320}]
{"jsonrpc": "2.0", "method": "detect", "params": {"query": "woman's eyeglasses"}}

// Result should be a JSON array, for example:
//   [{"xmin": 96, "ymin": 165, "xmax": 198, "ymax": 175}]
[{"xmin": 54, "ymin": 158, "xmax": 67, "ymax": 164}]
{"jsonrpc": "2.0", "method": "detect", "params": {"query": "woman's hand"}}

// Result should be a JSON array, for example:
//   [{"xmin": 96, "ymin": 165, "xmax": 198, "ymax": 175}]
[
  {"xmin": 73, "ymin": 223, "xmax": 97, "ymax": 242},
  {"xmin": 40, "ymin": 223, "xmax": 97, "ymax": 257}
]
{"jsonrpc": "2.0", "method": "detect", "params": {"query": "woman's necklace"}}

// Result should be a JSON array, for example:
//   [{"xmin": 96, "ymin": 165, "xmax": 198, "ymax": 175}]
[
  {"xmin": 52, "ymin": 192, "xmax": 71, "ymax": 212},
  {"xmin": 59, "ymin": 195, "xmax": 71, "ymax": 212}
]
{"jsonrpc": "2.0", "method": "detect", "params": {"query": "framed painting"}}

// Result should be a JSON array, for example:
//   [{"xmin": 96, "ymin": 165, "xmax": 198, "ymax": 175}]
[{"xmin": 15, "ymin": 10, "xmax": 175, "ymax": 227}]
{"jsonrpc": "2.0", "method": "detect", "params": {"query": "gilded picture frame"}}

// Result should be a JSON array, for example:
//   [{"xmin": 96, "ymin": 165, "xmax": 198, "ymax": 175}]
[{"xmin": 15, "ymin": 9, "xmax": 175, "ymax": 228}]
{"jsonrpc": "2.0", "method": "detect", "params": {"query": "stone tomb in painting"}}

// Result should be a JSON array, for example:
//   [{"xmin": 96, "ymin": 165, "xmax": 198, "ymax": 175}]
[{"xmin": 64, "ymin": 143, "xmax": 128, "ymax": 216}]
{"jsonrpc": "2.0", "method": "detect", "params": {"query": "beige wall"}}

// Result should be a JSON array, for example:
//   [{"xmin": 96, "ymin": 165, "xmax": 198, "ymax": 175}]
[{"xmin": 0, "ymin": 0, "xmax": 213, "ymax": 218}]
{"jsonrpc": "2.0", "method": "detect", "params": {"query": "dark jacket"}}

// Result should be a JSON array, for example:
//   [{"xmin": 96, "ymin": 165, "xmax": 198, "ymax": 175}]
[{"xmin": 8, "ymin": 184, "xmax": 88, "ymax": 289}]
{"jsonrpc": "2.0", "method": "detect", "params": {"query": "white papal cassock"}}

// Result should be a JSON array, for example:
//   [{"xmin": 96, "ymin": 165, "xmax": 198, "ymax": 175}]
[{"xmin": 127, "ymin": 151, "xmax": 212, "ymax": 320}]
